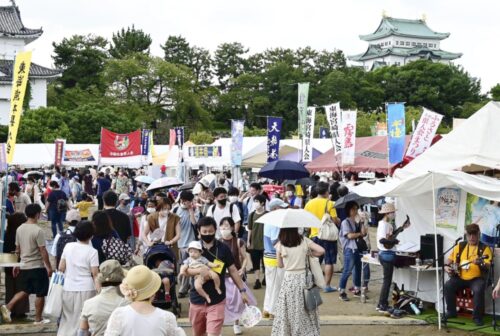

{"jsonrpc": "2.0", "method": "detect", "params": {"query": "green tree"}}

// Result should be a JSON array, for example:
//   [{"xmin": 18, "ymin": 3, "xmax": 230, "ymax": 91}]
[
  {"xmin": 18, "ymin": 107, "xmax": 71, "ymax": 143},
  {"xmin": 214, "ymin": 42, "xmax": 248, "ymax": 91},
  {"xmin": 109, "ymin": 25, "xmax": 152, "ymax": 58},
  {"xmin": 491, "ymin": 84, "xmax": 500, "ymax": 101},
  {"xmin": 52, "ymin": 34, "xmax": 109, "ymax": 91},
  {"xmin": 189, "ymin": 131, "xmax": 213, "ymax": 144}
]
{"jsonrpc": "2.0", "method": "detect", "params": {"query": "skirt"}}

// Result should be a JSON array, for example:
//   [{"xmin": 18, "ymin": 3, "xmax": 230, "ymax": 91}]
[
  {"xmin": 224, "ymin": 277, "xmax": 257, "ymax": 324},
  {"xmin": 57, "ymin": 290, "xmax": 96, "ymax": 336},
  {"xmin": 271, "ymin": 272, "xmax": 320, "ymax": 336}
]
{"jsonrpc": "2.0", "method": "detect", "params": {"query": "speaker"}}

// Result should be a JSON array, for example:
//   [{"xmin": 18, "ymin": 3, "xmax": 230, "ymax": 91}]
[{"xmin": 420, "ymin": 234, "xmax": 444, "ymax": 266}]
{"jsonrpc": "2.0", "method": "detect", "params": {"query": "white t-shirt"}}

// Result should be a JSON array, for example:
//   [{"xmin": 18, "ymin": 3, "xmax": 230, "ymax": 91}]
[
  {"xmin": 376, "ymin": 219, "xmax": 394, "ymax": 251},
  {"xmin": 61, "ymin": 241, "xmax": 99, "ymax": 291},
  {"xmin": 105, "ymin": 305, "xmax": 185, "ymax": 336},
  {"xmin": 206, "ymin": 203, "xmax": 241, "ymax": 238}
]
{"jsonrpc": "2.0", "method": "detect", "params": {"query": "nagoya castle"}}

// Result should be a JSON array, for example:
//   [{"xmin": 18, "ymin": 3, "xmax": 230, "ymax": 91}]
[{"xmin": 349, "ymin": 14, "xmax": 462, "ymax": 71}]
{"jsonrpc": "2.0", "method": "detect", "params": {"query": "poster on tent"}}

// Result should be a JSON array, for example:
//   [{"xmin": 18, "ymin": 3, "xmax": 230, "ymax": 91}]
[
  {"xmin": 100, "ymin": 128, "xmax": 142, "ymax": 158},
  {"xmin": 231, "ymin": 120, "xmax": 245, "ymax": 166},
  {"xmin": 175, "ymin": 127, "xmax": 185, "ymax": 148},
  {"xmin": 325, "ymin": 103, "xmax": 343, "ymax": 155},
  {"xmin": 435, "ymin": 187, "xmax": 461, "ymax": 229},
  {"xmin": 465, "ymin": 194, "xmax": 500, "ymax": 239},
  {"xmin": 405, "ymin": 108, "xmax": 443, "ymax": 160},
  {"xmin": 302, "ymin": 107, "xmax": 315, "ymax": 162},
  {"xmin": 341, "ymin": 110, "xmax": 357, "ymax": 165},
  {"xmin": 387, "ymin": 103, "xmax": 406, "ymax": 164},
  {"xmin": 267, "ymin": 117, "xmax": 282, "ymax": 162},
  {"xmin": 297, "ymin": 83, "xmax": 309, "ymax": 136},
  {"xmin": 63, "ymin": 149, "xmax": 95, "ymax": 162},
  {"xmin": 319, "ymin": 127, "xmax": 330, "ymax": 139},
  {"xmin": 187, "ymin": 146, "xmax": 222, "ymax": 158}
]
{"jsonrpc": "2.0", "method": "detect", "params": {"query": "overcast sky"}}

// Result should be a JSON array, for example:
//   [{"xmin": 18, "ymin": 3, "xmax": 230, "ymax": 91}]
[{"xmin": 13, "ymin": 0, "xmax": 500, "ymax": 93}]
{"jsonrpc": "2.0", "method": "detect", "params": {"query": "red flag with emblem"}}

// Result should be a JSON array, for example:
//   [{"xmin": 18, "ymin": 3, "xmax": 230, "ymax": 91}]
[{"xmin": 100, "ymin": 128, "xmax": 142, "ymax": 158}]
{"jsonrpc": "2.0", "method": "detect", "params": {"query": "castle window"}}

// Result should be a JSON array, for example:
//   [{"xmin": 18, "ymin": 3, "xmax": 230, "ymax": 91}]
[
  {"xmin": 406, "ymin": 41, "xmax": 410, "ymax": 46},
  {"xmin": 412, "ymin": 42, "xmax": 416, "ymax": 46},
  {"xmin": 423, "ymin": 43, "xmax": 427, "ymax": 47}
]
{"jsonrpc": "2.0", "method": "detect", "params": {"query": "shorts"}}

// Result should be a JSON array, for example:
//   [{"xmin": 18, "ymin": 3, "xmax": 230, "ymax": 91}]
[
  {"xmin": 313, "ymin": 237, "xmax": 337, "ymax": 265},
  {"xmin": 249, "ymin": 249, "xmax": 264, "ymax": 271},
  {"xmin": 17, "ymin": 268, "xmax": 49, "ymax": 297},
  {"xmin": 189, "ymin": 300, "xmax": 225, "ymax": 335}
]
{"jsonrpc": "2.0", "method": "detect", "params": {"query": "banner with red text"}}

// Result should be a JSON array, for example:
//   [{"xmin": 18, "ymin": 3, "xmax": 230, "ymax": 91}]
[
  {"xmin": 54, "ymin": 139, "xmax": 65, "ymax": 167},
  {"xmin": 341, "ymin": 110, "xmax": 357, "ymax": 166},
  {"xmin": 100, "ymin": 128, "xmax": 142, "ymax": 158},
  {"xmin": 405, "ymin": 108, "xmax": 443, "ymax": 160}
]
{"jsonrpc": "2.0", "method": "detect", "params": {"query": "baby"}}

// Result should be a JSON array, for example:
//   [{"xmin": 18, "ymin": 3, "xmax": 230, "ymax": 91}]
[
  {"xmin": 180, "ymin": 240, "xmax": 221, "ymax": 304},
  {"xmin": 152, "ymin": 259, "xmax": 175, "ymax": 302}
]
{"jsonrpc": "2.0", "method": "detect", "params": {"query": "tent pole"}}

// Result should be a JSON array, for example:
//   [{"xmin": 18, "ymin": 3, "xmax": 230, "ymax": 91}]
[
  {"xmin": 431, "ymin": 173, "xmax": 442, "ymax": 330},
  {"xmin": 0, "ymin": 164, "xmax": 8, "ymax": 252}
]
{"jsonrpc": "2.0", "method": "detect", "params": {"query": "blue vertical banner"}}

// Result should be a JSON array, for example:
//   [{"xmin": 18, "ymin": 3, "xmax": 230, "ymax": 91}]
[
  {"xmin": 319, "ymin": 127, "xmax": 330, "ymax": 139},
  {"xmin": 231, "ymin": 120, "xmax": 245, "ymax": 166},
  {"xmin": 267, "ymin": 117, "xmax": 283, "ymax": 162},
  {"xmin": 141, "ymin": 129, "xmax": 150, "ymax": 155},
  {"xmin": 175, "ymin": 127, "xmax": 185, "ymax": 148},
  {"xmin": 0, "ymin": 143, "xmax": 6, "ymax": 171},
  {"xmin": 387, "ymin": 103, "xmax": 406, "ymax": 164}
]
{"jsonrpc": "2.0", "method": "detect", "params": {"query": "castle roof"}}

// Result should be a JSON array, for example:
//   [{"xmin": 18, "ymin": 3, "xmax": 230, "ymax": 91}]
[
  {"xmin": 348, "ymin": 45, "xmax": 462, "ymax": 62},
  {"xmin": 360, "ymin": 17, "xmax": 450, "ymax": 41},
  {"xmin": 0, "ymin": 5, "xmax": 42, "ymax": 42},
  {"xmin": 0, "ymin": 59, "xmax": 61, "ymax": 82}
]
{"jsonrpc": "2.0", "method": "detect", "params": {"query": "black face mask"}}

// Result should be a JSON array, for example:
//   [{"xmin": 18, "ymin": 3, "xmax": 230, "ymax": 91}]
[
  {"xmin": 218, "ymin": 198, "xmax": 227, "ymax": 207},
  {"xmin": 200, "ymin": 234, "xmax": 216, "ymax": 244}
]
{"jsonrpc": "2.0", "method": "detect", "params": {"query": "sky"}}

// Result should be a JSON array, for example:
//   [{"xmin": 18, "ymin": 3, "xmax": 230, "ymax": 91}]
[{"xmin": 11, "ymin": 0, "xmax": 500, "ymax": 93}]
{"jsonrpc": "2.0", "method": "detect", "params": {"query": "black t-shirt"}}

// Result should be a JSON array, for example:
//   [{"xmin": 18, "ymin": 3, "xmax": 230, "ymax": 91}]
[
  {"xmin": 47, "ymin": 190, "xmax": 68, "ymax": 212},
  {"xmin": 189, "ymin": 240, "xmax": 235, "ymax": 306},
  {"xmin": 104, "ymin": 208, "xmax": 131, "ymax": 243}
]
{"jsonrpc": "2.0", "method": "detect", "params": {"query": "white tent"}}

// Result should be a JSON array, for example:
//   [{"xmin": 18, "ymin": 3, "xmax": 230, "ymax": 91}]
[{"xmin": 395, "ymin": 101, "xmax": 500, "ymax": 179}]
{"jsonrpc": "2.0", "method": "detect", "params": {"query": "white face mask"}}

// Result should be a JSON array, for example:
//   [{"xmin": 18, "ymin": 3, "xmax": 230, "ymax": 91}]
[
  {"xmin": 180, "ymin": 204, "xmax": 188, "ymax": 209},
  {"xmin": 146, "ymin": 208, "xmax": 156, "ymax": 214},
  {"xmin": 220, "ymin": 228, "xmax": 233, "ymax": 239},
  {"xmin": 228, "ymin": 196, "xmax": 238, "ymax": 204},
  {"xmin": 285, "ymin": 191, "xmax": 294, "ymax": 198},
  {"xmin": 160, "ymin": 209, "xmax": 169, "ymax": 217}
]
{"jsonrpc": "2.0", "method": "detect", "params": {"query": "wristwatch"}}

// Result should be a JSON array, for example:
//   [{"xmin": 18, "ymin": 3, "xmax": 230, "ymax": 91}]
[{"xmin": 239, "ymin": 288, "xmax": 247, "ymax": 293}]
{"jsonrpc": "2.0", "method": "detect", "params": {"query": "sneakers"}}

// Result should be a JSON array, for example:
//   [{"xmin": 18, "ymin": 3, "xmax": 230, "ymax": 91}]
[
  {"xmin": 253, "ymin": 279, "xmax": 262, "ymax": 290},
  {"xmin": 324, "ymin": 286, "xmax": 337, "ymax": 293},
  {"xmin": 233, "ymin": 324, "xmax": 243, "ymax": 335},
  {"xmin": 0, "ymin": 305, "xmax": 11, "ymax": 323},
  {"xmin": 376, "ymin": 304, "xmax": 389, "ymax": 313},
  {"xmin": 353, "ymin": 290, "xmax": 363, "ymax": 297},
  {"xmin": 263, "ymin": 310, "xmax": 270, "ymax": 318},
  {"xmin": 33, "ymin": 319, "xmax": 50, "ymax": 325},
  {"xmin": 339, "ymin": 292, "xmax": 350, "ymax": 302}
]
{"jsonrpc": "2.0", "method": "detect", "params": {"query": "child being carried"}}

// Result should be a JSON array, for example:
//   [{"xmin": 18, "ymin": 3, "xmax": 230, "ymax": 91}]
[{"xmin": 180, "ymin": 241, "xmax": 221, "ymax": 304}]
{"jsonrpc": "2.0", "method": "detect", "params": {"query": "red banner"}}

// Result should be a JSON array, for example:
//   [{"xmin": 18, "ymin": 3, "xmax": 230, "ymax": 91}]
[
  {"xmin": 54, "ymin": 140, "xmax": 65, "ymax": 167},
  {"xmin": 100, "ymin": 128, "xmax": 142, "ymax": 158}
]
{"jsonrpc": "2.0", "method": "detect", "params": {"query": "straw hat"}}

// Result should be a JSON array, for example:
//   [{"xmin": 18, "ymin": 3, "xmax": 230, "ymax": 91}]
[
  {"xmin": 119, "ymin": 265, "xmax": 161, "ymax": 301},
  {"xmin": 379, "ymin": 203, "xmax": 396, "ymax": 214},
  {"xmin": 97, "ymin": 260, "xmax": 127, "ymax": 284}
]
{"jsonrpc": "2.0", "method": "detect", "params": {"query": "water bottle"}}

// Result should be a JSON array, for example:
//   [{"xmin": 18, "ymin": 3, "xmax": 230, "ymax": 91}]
[{"xmin": 410, "ymin": 302, "xmax": 421, "ymax": 315}]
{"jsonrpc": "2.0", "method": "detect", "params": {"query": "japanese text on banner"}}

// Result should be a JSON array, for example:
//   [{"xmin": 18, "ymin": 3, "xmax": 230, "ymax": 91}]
[
  {"xmin": 267, "ymin": 117, "xmax": 282, "ymax": 162},
  {"xmin": 341, "ymin": 110, "xmax": 357, "ymax": 165},
  {"xmin": 54, "ymin": 139, "xmax": 65, "ymax": 167},
  {"xmin": 387, "ymin": 103, "xmax": 406, "ymax": 164},
  {"xmin": 231, "ymin": 120, "xmax": 245, "ymax": 166},
  {"xmin": 302, "ymin": 107, "xmax": 315, "ymax": 162},
  {"xmin": 6, "ymin": 51, "xmax": 32, "ymax": 164},
  {"xmin": 405, "ymin": 108, "xmax": 443, "ymax": 159},
  {"xmin": 325, "ymin": 103, "xmax": 343, "ymax": 155},
  {"xmin": 297, "ymin": 83, "xmax": 309, "ymax": 137},
  {"xmin": 141, "ymin": 129, "xmax": 151, "ymax": 155}
]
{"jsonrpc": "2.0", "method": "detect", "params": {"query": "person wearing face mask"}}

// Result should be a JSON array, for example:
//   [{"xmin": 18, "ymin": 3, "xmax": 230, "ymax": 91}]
[
  {"xmin": 116, "ymin": 193, "xmax": 131, "ymax": 215},
  {"xmin": 284, "ymin": 184, "xmax": 302, "ymax": 209},
  {"xmin": 144, "ymin": 196, "xmax": 181, "ymax": 257},
  {"xmin": 247, "ymin": 194, "xmax": 267, "ymax": 290},
  {"xmin": 227, "ymin": 187, "xmax": 244, "ymax": 237},
  {"xmin": 206, "ymin": 188, "xmax": 241, "ymax": 238}
]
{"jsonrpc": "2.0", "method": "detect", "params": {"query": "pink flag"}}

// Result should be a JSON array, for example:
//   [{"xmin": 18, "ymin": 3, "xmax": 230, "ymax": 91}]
[{"xmin": 169, "ymin": 129, "xmax": 176, "ymax": 150}]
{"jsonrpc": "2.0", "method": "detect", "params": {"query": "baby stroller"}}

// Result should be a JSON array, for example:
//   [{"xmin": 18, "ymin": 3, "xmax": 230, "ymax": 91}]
[{"xmin": 143, "ymin": 243, "xmax": 182, "ymax": 316}]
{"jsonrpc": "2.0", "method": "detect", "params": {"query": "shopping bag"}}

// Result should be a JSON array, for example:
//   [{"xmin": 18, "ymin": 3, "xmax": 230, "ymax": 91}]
[
  {"xmin": 240, "ymin": 304, "xmax": 262, "ymax": 328},
  {"xmin": 43, "ymin": 271, "xmax": 64, "ymax": 317}
]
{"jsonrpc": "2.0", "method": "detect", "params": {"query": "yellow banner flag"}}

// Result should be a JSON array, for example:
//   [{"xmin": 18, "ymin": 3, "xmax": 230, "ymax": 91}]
[{"xmin": 6, "ymin": 51, "xmax": 32, "ymax": 164}]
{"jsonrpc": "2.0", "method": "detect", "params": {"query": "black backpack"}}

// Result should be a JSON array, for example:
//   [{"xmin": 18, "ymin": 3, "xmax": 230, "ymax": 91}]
[
  {"xmin": 56, "ymin": 229, "xmax": 76, "ymax": 260},
  {"xmin": 57, "ymin": 198, "xmax": 68, "ymax": 212}
]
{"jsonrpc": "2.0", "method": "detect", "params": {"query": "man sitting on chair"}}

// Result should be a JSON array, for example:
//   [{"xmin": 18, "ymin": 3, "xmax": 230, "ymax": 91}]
[{"xmin": 444, "ymin": 223, "xmax": 492, "ymax": 326}]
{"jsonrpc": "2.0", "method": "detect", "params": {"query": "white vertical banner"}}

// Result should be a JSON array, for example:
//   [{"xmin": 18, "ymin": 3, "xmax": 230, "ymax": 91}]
[
  {"xmin": 302, "ymin": 107, "xmax": 316, "ymax": 162},
  {"xmin": 341, "ymin": 110, "xmax": 357, "ymax": 166},
  {"xmin": 405, "ymin": 108, "xmax": 443, "ymax": 159},
  {"xmin": 325, "ymin": 103, "xmax": 343, "ymax": 155}
]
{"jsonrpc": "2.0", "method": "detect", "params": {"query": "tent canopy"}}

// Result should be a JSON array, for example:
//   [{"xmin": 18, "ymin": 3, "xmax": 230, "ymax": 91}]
[
  {"xmin": 307, "ymin": 135, "xmax": 411, "ymax": 174},
  {"xmin": 395, "ymin": 101, "xmax": 500, "ymax": 179}
]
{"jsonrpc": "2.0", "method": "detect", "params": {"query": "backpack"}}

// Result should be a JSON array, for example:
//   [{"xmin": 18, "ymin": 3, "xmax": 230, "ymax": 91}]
[
  {"xmin": 57, "ymin": 198, "xmax": 68, "ymax": 212},
  {"xmin": 210, "ymin": 203, "xmax": 236, "ymax": 218},
  {"xmin": 318, "ymin": 200, "xmax": 339, "ymax": 241},
  {"xmin": 102, "ymin": 237, "xmax": 133, "ymax": 265},
  {"xmin": 56, "ymin": 229, "xmax": 76, "ymax": 260}
]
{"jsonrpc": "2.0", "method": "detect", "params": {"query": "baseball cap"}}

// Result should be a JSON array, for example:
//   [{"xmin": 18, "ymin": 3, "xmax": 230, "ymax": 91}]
[
  {"xmin": 269, "ymin": 198, "xmax": 288, "ymax": 210},
  {"xmin": 119, "ymin": 193, "xmax": 130, "ymax": 201}
]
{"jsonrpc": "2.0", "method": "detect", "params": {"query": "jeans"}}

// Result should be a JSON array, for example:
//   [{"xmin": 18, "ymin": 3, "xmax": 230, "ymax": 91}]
[
  {"xmin": 339, "ymin": 248, "xmax": 361, "ymax": 290},
  {"xmin": 48, "ymin": 208, "xmax": 65, "ymax": 238},
  {"xmin": 444, "ymin": 276, "xmax": 486, "ymax": 320},
  {"xmin": 378, "ymin": 250, "xmax": 396, "ymax": 307}
]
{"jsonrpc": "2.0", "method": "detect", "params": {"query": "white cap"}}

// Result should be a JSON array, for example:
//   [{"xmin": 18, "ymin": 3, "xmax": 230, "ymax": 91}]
[
  {"xmin": 188, "ymin": 240, "xmax": 202, "ymax": 251},
  {"xmin": 269, "ymin": 198, "xmax": 288, "ymax": 210},
  {"xmin": 66, "ymin": 209, "xmax": 81, "ymax": 223},
  {"xmin": 119, "ymin": 193, "xmax": 130, "ymax": 201}
]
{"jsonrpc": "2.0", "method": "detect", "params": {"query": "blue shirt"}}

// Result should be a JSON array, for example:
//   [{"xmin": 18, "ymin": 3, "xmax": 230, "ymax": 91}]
[
  {"xmin": 96, "ymin": 178, "xmax": 111, "ymax": 196},
  {"xmin": 263, "ymin": 224, "xmax": 280, "ymax": 259},
  {"xmin": 173, "ymin": 206, "xmax": 197, "ymax": 249},
  {"xmin": 340, "ymin": 218, "xmax": 359, "ymax": 251}
]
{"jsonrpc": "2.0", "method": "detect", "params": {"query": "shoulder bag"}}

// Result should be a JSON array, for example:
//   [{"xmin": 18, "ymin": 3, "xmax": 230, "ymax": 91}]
[
  {"xmin": 303, "ymin": 245, "xmax": 323, "ymax": 311},
  {"xmin": 318, "ymin": 200, "xmax": 339, "ymax": 241}
]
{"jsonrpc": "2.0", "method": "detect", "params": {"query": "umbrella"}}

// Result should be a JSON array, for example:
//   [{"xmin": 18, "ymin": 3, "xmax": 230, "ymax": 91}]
[
  {"xmin": 23, "ymin": 171, "xmax": 43, "ymax": 179},
  {"xmin": 259, "ymin": 160, "xmax": 310, "ymax": 181},
  {"xmin": 134, "ymin": 175, "xmax": 155, "ymax": 184},
  {"xmin": 146, "ymin": 177, "xmax": 184, "ymax": 191},
  {"xmin": 334, "ymin": 192, "xmax": 381, "ymax": 209},
  {"xmin": 283, "ymin": 177, "xmax": 315, "ymax": 187},
  {"xmin": 255, "ymin": 209, "xmax": 321, "ymax": 228},
  {"xmin": 178, "ymin": 182, "xmax": 196, "ymax": 191}
]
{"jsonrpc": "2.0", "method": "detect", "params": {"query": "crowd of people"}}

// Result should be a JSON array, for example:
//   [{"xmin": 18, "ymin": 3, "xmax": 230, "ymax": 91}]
[{"xmin": 0, "ymin": 166, "xmax": 498, "ymax": 334}]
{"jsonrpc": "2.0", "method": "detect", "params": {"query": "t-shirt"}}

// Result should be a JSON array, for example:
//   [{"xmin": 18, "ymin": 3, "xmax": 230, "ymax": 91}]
[
  {"xmin": 247, "ymin": 211, "xmax": 266, "ymax": 250},
  {"xmin": 183, "ymin": 256, "xmax": 210, "ymax": 267},
  {"xmin": 76, "ymin": 201, "xmax": 94, "ymax": 218},
  {"xmin": 339, "ymin": 218, "xmax": 358, "ymax": 251},
  {"xmin": 15, "ymin": 223, "xmax": 45, "ymax": 270},
  {"xmin": 304, "ymin": 197, "xmax": 337, "ymax": 238},
  {"xmin": 206, "ymin": 204, "xmax": 241, "ymax": 238},
  {"xmin": 97, "ymin": 178, "xmax": 111, "ymax": 196},
  {"xmin": 61, "ymin": 241, "xmax": 99, "ymax": 291},
  {"xmin": 376, "ymin": 219, "xmax": 394, "ymax": 251},
  {"xmin": 263, "ymin": 224, "xmax": 281, "ymax": 267},
  {"xmin": 277, "ymin": 237, "xmax": 313, "ymax": 272},
  {"xmin": 173, "ymin": 207, "xmax": 197, "ymax": 249},
  {"xmin": 105, "ymin": 208, "xmax": 132, "ymax": 243},
  {"xmin": 13, "ymin": 192, "xmax": 31, "ymax": 213},
  {"xmin": 189, "ymin": 241, "xmax": 235, "ymax": 306},
  {"xmin": 289, "ymin": 196, "xmax": 303, "ymax": 209},
  {"xmin": 47, "ymin": 190, "xmax": 68, "ymax": 212},
  {"xmin": 449, "ymin": 243, "xmax": 492, "ymax": 281}
]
